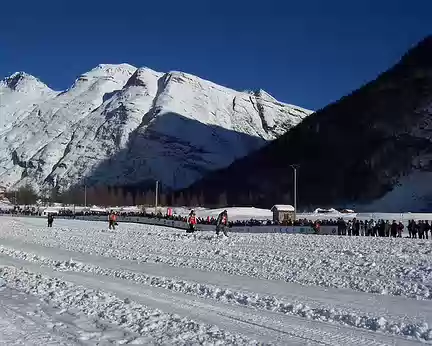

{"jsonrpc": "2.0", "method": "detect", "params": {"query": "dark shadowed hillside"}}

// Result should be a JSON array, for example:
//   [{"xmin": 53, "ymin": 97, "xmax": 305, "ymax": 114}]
[{"xmin": 181, "ymin": 36, "xmax": 432, "ymax": 211}]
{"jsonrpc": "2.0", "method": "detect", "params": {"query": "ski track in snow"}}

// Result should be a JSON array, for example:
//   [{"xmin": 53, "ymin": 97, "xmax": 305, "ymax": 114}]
[{"xmin": 0, "ymin": 216, "xmax": 431, "ymax": 344}]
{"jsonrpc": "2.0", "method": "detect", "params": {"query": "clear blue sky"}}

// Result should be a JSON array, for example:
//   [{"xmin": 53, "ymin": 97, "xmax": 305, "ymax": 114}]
[{"xmin": 0, "ymin": 0, "xmax": 430, "ymax": 110}]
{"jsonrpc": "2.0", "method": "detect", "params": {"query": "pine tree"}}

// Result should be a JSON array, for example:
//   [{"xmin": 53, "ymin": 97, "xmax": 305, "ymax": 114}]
[
  {"xmin": 248, "ymin": 190, "xmax": 254, "ymax": 205},
  {"xmin": 282, "ymin": 192, "xmax": 291, "ymax": 204},
  {"xmin": 70, "ymin": 186, "xmax": 83, "ymax": 205},
  {"xmin": 159, "ymin": 193, "xmax": 167, "ymax": 206},
  {"xmin": 49, "ymin": 186, "xmax": 59, "ymax": 205},
  {"xmin": 198, "ymin": 191, "xmax": 205, "ymax": 207},
  {"xmin": 95, "ymin": 185, "xmax": 110, "ymax": 206},
  {"xmin": 86, "ymin": 186, "xmax": 96, "ymax": 206},
  {"xmin": 8, "ymin": 184, "xmax": 38, "ymax": 205},
  {"xmin": 116, "ymin": 187, "xmax": 125, "ymax": 206},
  {"xmin": 135, "ymin": 190, "xmax": 145, "ymax": 206},
  {"xmin": 107, "ymin": 186, "xmax": 117, "ymax": 207},
  {"xmin": 144, "ymin": 190, "xmax": 154, "ymax": 206},
  {"xmin": 217, "ymin": 191, "xmax": 227, "ymax": 208},
  {"xmin": 124, "ymin": 191, "xmax": 134, "ymax": 206},
  {"xmin": 190, "ymin": 194, "xmax": 199, "ymax": 207},
  {"xmin": 176, "ymin": 192, "xmax": 185, "ymax": 207}
]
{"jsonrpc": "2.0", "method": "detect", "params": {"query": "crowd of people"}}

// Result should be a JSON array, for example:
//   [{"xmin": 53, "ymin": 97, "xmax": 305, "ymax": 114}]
[
  {"xmin": 1, "ymin": 206, "xmax": 432, "ymax": 239},
  {"xmin": 307, "ymin": 218, "xmax": 430, "ymax": 238}
]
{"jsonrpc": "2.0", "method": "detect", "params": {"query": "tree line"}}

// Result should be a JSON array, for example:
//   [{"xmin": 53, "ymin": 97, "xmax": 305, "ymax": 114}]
[{"xmin": 4, "ymin": 184, "xmax": 233, "ymax": 208}]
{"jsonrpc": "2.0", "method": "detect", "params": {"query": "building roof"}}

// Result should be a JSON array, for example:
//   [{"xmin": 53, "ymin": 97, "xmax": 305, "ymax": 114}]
[{"xmin": 271, "ymin": 204, "xmax": 295, "ymax": 212}]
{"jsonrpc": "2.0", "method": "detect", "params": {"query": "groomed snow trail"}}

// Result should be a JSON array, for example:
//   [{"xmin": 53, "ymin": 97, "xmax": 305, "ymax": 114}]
[
  {"xmin": 0, "ymin": 283, "xmax": 141, "ymax": 345},
  {"xmin": 0, "ymin": 217, "xmax": 431, "ymax": 345}
]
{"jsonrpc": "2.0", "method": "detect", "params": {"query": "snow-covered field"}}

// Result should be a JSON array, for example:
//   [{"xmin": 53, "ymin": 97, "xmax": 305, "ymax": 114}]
[{"xmin": 0, "ymin": 216, "xmax": 431, "ymax": 344}]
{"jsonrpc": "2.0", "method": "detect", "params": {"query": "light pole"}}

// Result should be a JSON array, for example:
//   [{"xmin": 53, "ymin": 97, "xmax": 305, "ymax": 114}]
[
  {"xmin": 84, "ymin": 180, "xmax": 87, "ymax": 208},
  {"xmin": 290, "ymin": 164, "xmax": 299, "ymax": 221},
  {"xmin": 155, "ymin": 180, "xmax": 159, "ymax": 213}
]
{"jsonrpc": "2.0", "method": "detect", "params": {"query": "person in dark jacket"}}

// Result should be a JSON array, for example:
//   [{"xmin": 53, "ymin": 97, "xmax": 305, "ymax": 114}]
[
  {"xmin": 425, "ymin": 221, "xmax": 431, "ymax": 240},
  {"xmin": 419, "ymin": 220, "xmax": 425, "ymax": 239},
  {"xmin": 216, "ymin": 210, "xmax": 228, "ymax": 237},
  {"xmin": 47, "ymin": 213, "xmax": 54, "ymax": 227},
  {"xmin": 408, "ymin": 220, "xmax": 413, "ymax": 238},
  {"xmin": 384, "ymin": 220, "xmax": 391, "ymax": 237},
  {"xmin": 397, "ymin": 222, "xmax": 404, "ymax": 238},
  {"xmin": 390, "ymin": 220, "xmax": 398, "ymax": 238},
  {"xmin": 353, "ymin": 219, "xmax": 360, "ymax": 236},
  {"xmin": 412, "ymin": 220, "xmax": 418, "ymax": 239},
  {"xmin": 337, "ymin": 219, "xmax": 346, "ymax": 236},
  {"xmin": 378, "ymin": 220, "xmax": 385, "ymax": 237}
]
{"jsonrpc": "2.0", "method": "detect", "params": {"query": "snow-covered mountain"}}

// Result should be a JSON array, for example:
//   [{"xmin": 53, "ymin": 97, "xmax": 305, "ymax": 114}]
[
  {"xmin": 0, "ymin": 64, "xmax": 312, "ymax": 193},
  {"xmin": 182, "ymin": 36, "xmax": 432, "ymax": 212}
]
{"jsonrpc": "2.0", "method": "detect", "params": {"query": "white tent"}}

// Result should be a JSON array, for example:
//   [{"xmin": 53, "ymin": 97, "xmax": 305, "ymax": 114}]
[
  {"xmin": 42, "ymin": 208, "xmax": 59, "ymax": 216},
  {"xmin": 89, "ymin": 206, "xmax": 107, "ymax": 213}
]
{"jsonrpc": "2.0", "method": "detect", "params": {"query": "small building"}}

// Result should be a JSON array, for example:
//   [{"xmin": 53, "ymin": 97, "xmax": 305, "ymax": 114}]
[
  {"xmin": 271, "ymin": 204, "xmax": 295, "ymax": 222},
  {"xmin": 340, "ymin": 208, "xmax": 355, "ymax": 214}
]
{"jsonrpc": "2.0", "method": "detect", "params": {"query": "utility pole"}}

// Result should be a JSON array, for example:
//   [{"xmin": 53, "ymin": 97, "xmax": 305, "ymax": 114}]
[
  {"xmin": 291, "ymin": 164, "xmax": 299, "ymax": 221},
  {"xmin": 84, "ymin": 184, "xmax": 87, "ymax": 208},
  {"xmin": 155, "ymin": 180, "xmax": 159, "ymax": 213}
]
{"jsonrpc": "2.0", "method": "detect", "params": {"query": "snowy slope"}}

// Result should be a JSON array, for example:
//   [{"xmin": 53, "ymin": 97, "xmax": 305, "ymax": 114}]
[
  {"xmin": 0, "ymin": 66, "xmax": 312, "ymax": 192},
  {"xmin": 0, "ymin": 216, "xmax": 430, "ymax": 344},
  {"xmin": 0, "ymin": 72, "xmax": 57, "ymax": 134}
]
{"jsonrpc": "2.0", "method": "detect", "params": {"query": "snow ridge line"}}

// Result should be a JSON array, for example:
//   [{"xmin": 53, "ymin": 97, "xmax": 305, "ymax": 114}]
[
  {"xmin": 0, "ymin": 265, "xmax": 259, "ymax": 345},
  {"xmin": 111, "ymin": 230, "xmax": 432, "ymax": 295},
  {"xmin": 0, "ymin": 245, "xmax": 431, "ymax": 342},
  {"xmin": 2, "ymin": 222, "xmax": 432, "ymax": 301}
]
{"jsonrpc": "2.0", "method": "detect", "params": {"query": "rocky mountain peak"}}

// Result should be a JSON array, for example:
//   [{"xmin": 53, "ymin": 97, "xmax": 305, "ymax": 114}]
[
  {"xmin": 0, "ymin": 63, "xmax": 312, "ymax": 194},
  {"xmin": 1, "ymin": 72, "xmax": 53, "ymax": 93}
]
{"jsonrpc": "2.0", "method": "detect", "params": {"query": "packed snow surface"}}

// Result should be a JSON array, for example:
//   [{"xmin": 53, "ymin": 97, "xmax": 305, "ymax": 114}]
[{"xmin": 0, "ymin": 216, "xmax": 431, "ymax": 345}]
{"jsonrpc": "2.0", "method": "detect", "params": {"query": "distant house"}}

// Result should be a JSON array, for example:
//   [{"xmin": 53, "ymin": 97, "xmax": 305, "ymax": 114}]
[
  {"xmin": 340, "ymin": 208, "xmax": 355, "ymax": 214},
  {"xmin": 271, "ymin": 204, "xmax": 295, "ymax": 222}
]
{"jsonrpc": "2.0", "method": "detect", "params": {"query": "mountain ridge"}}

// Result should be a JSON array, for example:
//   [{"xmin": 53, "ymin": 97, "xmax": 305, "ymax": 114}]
[
  {"xmin": 0, "ymin": 64, "xmax": 312, "ymax": 193},
  {"xmin": 180, "ymin": 35, "xmax": 432, "ymax": 212}
]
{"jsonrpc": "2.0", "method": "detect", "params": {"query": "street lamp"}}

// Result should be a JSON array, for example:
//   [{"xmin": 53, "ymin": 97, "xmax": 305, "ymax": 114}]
[
  {"xmin": 290, "ymin": 164, "xmax": 299, "ymax": 221},
  {"xmin": 155, "ymin": 180, "xmax": 159, "ymax": 213}
]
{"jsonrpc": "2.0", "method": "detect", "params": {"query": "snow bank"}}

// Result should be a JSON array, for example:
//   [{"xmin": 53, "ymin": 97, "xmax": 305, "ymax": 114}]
[
  {"xmin": 1, "ymin": 217, "xmax": 431, "ymax": 301},
  {"xmin": 0, "ymin": 245, "xmax": 431, "ymax": 341},
  {"xmin": 0, "ymin": 266, "xmax": 258, "ymax": 345},
  {"xmin": 0, "ymin": 217, "xmax": 432, "ymax": 343}
]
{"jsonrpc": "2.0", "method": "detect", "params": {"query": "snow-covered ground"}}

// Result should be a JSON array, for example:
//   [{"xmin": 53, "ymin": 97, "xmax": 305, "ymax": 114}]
[
  {"xmin": 0, "ymin": 216, "xmax": 431, "ymax": 344},
  {"xmin": 174, "ymin": 206, "xmax": 273, "ymax": 221}
]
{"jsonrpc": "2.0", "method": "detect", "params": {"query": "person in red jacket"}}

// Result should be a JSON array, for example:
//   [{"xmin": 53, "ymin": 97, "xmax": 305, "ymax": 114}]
[
  {"xmin": 108, "ymin": 211, "xmax": 117, "ymax": 230},
  {"xmin": 187, "ymin": 210, "xmax": 197, "ymax": 233}
]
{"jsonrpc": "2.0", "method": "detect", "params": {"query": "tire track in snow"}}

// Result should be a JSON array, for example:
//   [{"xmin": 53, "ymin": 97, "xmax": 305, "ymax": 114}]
[
  {"xmin": 0, "ymin": 256, "xmax": 418, "ymax": 346},
  {"xmin": 0, "ymin": 241, "xmax": 430, "ymax": 343}
]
